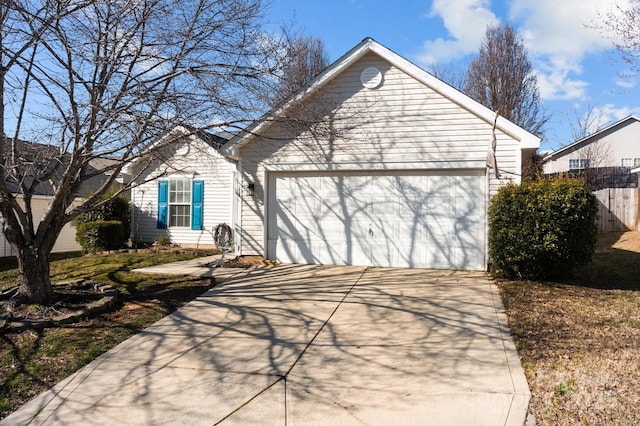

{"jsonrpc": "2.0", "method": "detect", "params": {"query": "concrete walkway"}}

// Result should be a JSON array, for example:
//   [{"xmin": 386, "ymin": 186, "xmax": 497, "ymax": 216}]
[{"xmin": 2, "ymin": 264, "xmax": 530, "ymax": 425}]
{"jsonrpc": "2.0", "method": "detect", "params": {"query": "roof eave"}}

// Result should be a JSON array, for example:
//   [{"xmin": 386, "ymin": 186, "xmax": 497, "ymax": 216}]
[{"xmin": 546, "ymin": 115, "xmax": 640, "ymax": 159}]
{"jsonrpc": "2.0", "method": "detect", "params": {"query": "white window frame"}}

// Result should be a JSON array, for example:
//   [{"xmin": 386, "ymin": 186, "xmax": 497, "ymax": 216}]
[
  {"xmin": 168, "ymin": 178, "xmax": 191, "ymax": 227},
  {"xmin": 568, "ymin": 158, "xmax": 588, "ymax": 171}
]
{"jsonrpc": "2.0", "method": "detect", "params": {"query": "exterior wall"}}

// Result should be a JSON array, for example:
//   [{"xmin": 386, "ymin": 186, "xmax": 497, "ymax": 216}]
[
  {"xmin": 131, "ymin": 137, "xmax": 235, "ymax": 247},
  {"xmin": 0, "ymin": 196, "xmax": 82, "ymax": 257},
  {"xmin": 544, "ymin": 118, "xmax": 640, "ymax": 173},
  {"xmin": 237, "ymin": 52, "xmax": 524, "ymax": 256}
]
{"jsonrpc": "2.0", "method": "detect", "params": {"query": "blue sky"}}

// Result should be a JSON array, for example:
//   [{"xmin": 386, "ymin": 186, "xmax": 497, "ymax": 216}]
[{"xmin": 265, "ymin": 0, "xmax": 638, "ymax": 152}]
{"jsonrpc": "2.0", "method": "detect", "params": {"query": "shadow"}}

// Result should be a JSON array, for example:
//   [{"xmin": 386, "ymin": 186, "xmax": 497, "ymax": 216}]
[
  {"xmin": 240, "ymin": 53, "xmax": 493, "ymax": 271},
  {"xmin": 561, "ymin": 232, "xmax": 640, "ymax": 290},
  {"xmin": 5, "ymin": 265, "xmax": 523, "ymax": 424},
  {"xmin": 0, "ymin": 270, "xmax": 218, "ymax": 420}
]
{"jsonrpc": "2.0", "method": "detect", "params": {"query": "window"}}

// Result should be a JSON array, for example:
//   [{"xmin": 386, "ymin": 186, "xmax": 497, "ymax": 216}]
[
  {"xmin": 157, "ymin": 179, "xmax": 203, "ymax": 230},
  {"xmin": 621, "ymin": 158, "xmax": 640, "ymax": 168},
  {"xmin": 568, "ymin": 158, "xmax": 589, "ymax": 170},
  {"xmin": 169, "ymin": 179, "xmax": 191, "ymax": 227}
]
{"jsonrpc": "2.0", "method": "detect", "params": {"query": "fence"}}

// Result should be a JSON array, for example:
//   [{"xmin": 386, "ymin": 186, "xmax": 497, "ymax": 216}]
[
  {"xmin": 546, "ymin": 167, "xmax": 638, "ymax": 190},
  {"xmin": 594, "ymin": 188, "xmax": 640, "ymax": 232}
]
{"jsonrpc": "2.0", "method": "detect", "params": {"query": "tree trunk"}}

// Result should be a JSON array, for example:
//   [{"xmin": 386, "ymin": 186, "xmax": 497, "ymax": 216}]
[{"xmin": 17, "ymin": 245, "xmax": 53, "ymax": 305}]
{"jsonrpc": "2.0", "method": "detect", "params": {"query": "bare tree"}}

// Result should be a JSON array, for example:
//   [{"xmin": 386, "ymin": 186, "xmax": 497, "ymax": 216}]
[
  {"xmin": 0, "ymin": 0, "xmax": 283, "ymax": 304},
  {"xmin": 577, "ymin": 139, "xmax": 612, "ymax": 170},
  {"xmin": 567, "ymin": 102, "xmax": 609, "ymax": 142},
  {"xmin": 272, "ymin": 34, "xmax": 330, "ymax": 106},
  {"xmin": 427, "ymin": 63, "xmax": 466, "ymax": 91},
  {"xmin": 598, "ymin": 1, "xmax": 640, "ymax": 70},
  {"xmin": 464, "ymin": 24, "xmax": 549, "ymax": 138}
]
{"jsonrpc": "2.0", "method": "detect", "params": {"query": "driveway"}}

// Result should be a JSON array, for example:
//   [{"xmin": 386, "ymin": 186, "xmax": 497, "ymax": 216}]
[{"xmin": 2, "ymin": 265, "xmax": 530, "ymax": 425}]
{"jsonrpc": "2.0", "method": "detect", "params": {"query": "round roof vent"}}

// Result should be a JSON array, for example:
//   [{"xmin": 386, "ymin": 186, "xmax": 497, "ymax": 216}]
[{"xmin": 360, "ymin": 66, "xmax": 383, "ymax": 89}]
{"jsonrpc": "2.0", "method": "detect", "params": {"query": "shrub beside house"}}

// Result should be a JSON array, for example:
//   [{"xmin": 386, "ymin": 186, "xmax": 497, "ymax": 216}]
[{"xmin": 488, "ymin": 178, "xmax": 598, "ymax": 280}]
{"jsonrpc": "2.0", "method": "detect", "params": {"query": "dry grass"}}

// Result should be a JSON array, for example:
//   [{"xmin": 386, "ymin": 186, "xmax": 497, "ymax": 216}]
[{"xmin": 498, "ymin": 231, "xmax": 640, "ymax": 425}]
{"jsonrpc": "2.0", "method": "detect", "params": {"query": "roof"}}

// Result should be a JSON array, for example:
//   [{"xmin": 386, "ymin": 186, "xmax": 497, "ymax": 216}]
[
  {"xmin": 123, "ymin": 125, "xmax": 233, "ymax": 176},
  {"xmin": 142, "ymin": 125, "xmax": 231, "ymax": 154},
  {"xmin": 222, "ymin": 37, "xmax": 540, "ymax": 159},
  {"xmin": 545, "ymin": 115, "xmax": 640, "ymax": 160},
  {"xmin": 2, "ymin": 139, "xmax": 119, "ymax": 197}
]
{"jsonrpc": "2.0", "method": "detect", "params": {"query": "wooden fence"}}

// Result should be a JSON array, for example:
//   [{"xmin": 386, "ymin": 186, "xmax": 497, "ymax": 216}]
[{"xmin": 594, "ymin": 188, "xmax": 640, "ymax": 232}]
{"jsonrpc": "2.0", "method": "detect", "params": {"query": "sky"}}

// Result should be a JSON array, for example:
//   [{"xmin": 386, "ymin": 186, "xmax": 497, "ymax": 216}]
[{"xmin": 264, "ymin": 0, "xmax": 638, "ymax": 152}]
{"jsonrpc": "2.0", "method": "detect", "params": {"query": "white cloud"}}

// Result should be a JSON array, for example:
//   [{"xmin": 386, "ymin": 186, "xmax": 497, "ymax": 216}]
[
  {"xmin": 616, "ymin": 78, "xmax": 637, "ymax": 89},
  {"xmin": 416, "ymin": 0, "xmax": 498, "ymax": 65},
  {"xmin": 509, "ymin": 0, "xmax": 628, "ymax": 100},
  {"xmin": 535, "ymin": 57, "xmax": 589, "ymax": 100},
  {"xmin": 509, "ymin": 0, "xmax": 613, "ymax": 59},
  {"xmin": 614, "ymin": 68, "xmax": 638, "ymax": 89},
  {"xmin": 593, "ymin": 104, "xmax": 636, "ymax": 125}
]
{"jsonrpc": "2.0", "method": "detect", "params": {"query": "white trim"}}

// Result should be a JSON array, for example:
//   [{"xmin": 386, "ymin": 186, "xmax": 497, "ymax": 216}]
[
  {"xmin": 262, "ymin": 168, "xmax": 269, "ymax": 262},
  {"xmin": 223, "ymin": 38, "xmax": 540, "ymax": 159},
  {"xmin": 235, "ymin": 159, "xmax": 244, "ymax": 257},
  {"xmin": 264, "ymin": 161, "xmax": 487, "ymax": 172},
  {"xmin": 545, "ymin": 115, "xmax": 640, "ymax": 160},
  {"xmin": 165, "ymin": 172, "xmax": 198, "ymax": 180}
]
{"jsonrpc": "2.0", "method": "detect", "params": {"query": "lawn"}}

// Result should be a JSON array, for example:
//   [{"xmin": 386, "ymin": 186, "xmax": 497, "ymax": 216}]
[
  {"xmin": 498, "ymin": 231, "xmax": 640, "ymax": 425},
  {"xmin": 0, "ymin": 249, "xmax": 217, "ymax": 419}
]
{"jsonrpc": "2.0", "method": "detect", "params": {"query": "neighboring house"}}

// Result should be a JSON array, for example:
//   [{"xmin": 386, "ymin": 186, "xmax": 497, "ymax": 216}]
[
  {"xmin": 222, "ymin": 38, "xmax": 540, "ymax": 271},
  {"xmin": 544, "ymin": 115, "xmax": 640, "ymax": 174},
  {"xmin": 0, "ymin": 142, "xmax": 118, "ymax": 257},
  {"xmin": 128, "ymin": 126, "xmax": 236, "ymax": 248},
  {"xmin": 0, "ymin": 195, "xmax": 82, "ymax": 256}
]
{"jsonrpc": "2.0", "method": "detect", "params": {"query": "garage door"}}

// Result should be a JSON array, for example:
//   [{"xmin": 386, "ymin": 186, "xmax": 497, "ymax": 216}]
[{"xmin": 267, "ymin": 170, "xmax": 486, "ymax": 270}]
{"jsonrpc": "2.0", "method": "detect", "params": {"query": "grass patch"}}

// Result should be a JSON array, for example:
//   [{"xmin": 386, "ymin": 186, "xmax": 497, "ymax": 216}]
[
  {"xmin": 498, "ymin": 231, "xmax": 640, "ymax": 425},
  {"xmin": 0, "ymin": 249, "xmax": 217, "ymax": 419}
]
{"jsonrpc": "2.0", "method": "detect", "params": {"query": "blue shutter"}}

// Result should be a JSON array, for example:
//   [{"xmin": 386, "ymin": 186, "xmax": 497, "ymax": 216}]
[
  {"xmin": 157, "ymin": 180, "xmax": 168, "ymax": 229},
  {"xmin": 191, "ymin": 180, "xmax": 204, "ymax": 230}
]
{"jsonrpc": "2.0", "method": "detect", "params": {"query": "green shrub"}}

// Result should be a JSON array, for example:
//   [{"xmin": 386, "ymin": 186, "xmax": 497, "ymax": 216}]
[
  {"xmin": 154, "ymin": 235, "xmax": 170, "ymax": 246},
  {"xmin": 76, "ymin": 193, "xmax": 130, "ymax": 248},
  {"xmin": 76, "ymin": 220, "xmax": 125, "ymax": 254},
  {"xmin": 488, "ymin": 178, "xmax": 598, "ymax": 280}
]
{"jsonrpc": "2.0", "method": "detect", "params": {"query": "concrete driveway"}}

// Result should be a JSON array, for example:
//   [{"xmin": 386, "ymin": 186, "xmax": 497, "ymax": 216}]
[{"xmin": 2, "ymin": 264, "xmax": 530, "ymax": 425}]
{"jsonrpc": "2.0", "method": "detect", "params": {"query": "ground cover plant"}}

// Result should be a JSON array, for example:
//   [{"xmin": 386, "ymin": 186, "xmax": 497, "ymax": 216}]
[
  {"xmin": 498, "ymin": 231, "xmax": 640, "ymax": 424},
  {"xmin": 0, "ymin": 249, "xmax": 216, "ymax": 418}
]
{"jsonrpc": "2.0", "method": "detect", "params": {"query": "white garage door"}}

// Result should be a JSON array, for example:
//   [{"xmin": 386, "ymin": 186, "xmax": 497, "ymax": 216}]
[{"xmin": 267, "ymin": 170, "xmax": 486, "ymax": 270}]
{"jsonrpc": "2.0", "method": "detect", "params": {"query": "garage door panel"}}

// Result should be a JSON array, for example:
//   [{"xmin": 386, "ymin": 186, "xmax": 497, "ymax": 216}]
[{"xmin": 269, "ymin": 171, "xmax": 486, "ymax": 270}]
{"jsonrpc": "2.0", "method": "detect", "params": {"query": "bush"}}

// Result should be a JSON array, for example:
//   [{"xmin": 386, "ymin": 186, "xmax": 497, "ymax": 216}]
[
  {"xmin": 76, "ymin": 193, "xmax": 130, "ymax": 249},
  {"xmin": 488, "ymin": 178, "xmax": 598, "ymax": 280},
  {"xmin": 76, "ymin": 220, "xmax": 125, "ymax": 254}
]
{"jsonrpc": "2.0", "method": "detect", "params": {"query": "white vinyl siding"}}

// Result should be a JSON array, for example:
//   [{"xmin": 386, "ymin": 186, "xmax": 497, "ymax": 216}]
[
  {"xmin": 544, "ymin": 117, "xmax": 640, "ymax": 173},
  {"xmin": 131, "ymin": 136, "xmax": 234, "ymax": 246},
  {"xmin": 0, "ymin": 196, "xmax": 82, "ymax": 257},
  {"xmin": 238, "ymin": 51, "xmax": 523, "ymax": 259}
]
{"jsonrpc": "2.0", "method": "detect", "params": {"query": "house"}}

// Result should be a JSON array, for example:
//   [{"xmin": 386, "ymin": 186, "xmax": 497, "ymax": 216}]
[
  {"xmin": 128, "ymin": 126, "xmax": 236, "ymax": 248},
  {"xmin": 0, "ymin": 195, "xmax": 82, "ymax": 256},
  {"xmin": 221, "ymin": 38, "xmax": 540, "ymax": 271},
  {"xmin": 544, "ymin": 115, "xmax": 640, "ymax": 174},
  {"xmin": 0, "ymin": 141, "xmax": 119, "ymax": 257}
]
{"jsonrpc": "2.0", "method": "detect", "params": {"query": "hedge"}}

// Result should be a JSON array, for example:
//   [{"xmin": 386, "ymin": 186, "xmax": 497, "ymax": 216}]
[
  {"xmin": 76, "ymin": 194, "xmax": 130, "ymax": 250},
  {"xmin": 76, "ymin": 220, "xmax": 125, "ymax": 254},
  {"xmin": 488, "ymin": 178, "xmax": 598, "ymax": 280}
]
